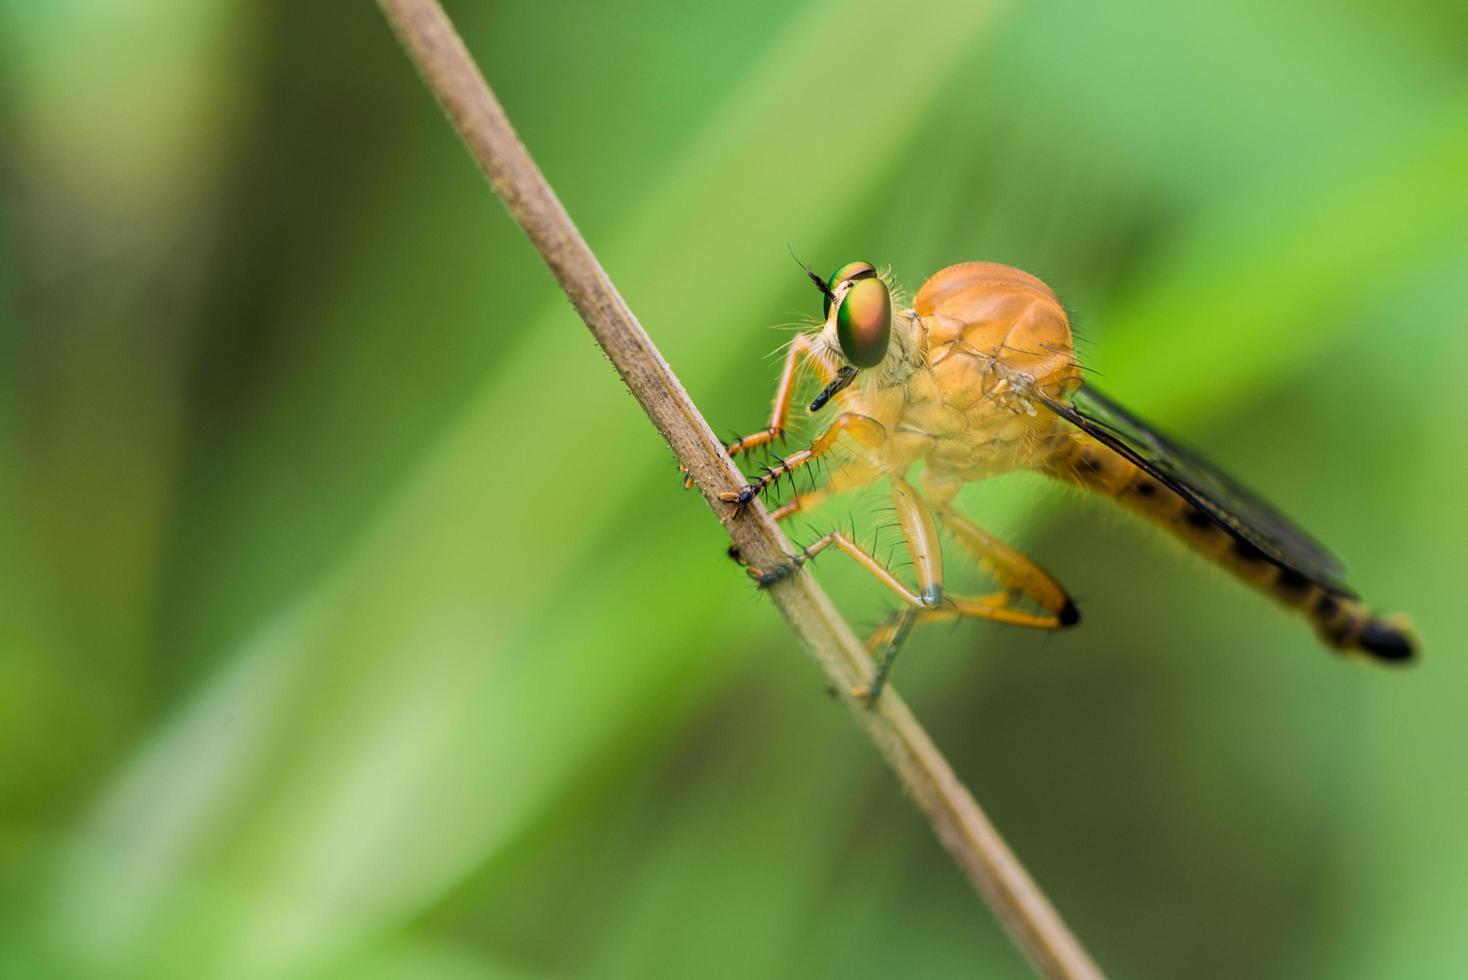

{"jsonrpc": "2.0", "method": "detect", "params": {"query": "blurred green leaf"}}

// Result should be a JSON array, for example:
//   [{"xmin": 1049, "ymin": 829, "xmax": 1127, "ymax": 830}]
[{"xmin": 4, "ymin": 1, "xmax": 1466, "ymax": 978}]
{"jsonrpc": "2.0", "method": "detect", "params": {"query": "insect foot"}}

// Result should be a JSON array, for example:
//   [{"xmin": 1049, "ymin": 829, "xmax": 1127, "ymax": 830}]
[
  {"xmin": 718, "ymin": 482, "xmax": 763, "ymax": 515},
  {"xmin": 746, "ymin": 551, "xmax": 807, "ymax": 588}
]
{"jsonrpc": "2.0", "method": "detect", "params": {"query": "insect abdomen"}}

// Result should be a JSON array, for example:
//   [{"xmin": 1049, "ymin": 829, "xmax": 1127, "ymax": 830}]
[{"xmin": 1047, "ymin": 436, "xmax": 1416, "ymax": 663}]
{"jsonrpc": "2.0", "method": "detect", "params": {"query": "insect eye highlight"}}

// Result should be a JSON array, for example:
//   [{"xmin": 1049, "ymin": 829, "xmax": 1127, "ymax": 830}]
[
  {"xmin": 822, "ymin": 260, "xmax": 879, "ymax": 317},
  {"xmin": 835, "ymin": 276, "xmax": 891, "ymax": 368}
]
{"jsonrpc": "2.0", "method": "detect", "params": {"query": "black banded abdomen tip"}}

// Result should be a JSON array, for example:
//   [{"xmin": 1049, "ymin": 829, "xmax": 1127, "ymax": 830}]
[
  {"xmin": 1356, "ymin": 620, "xmax": 1417, "ymax": 664},
  {"xmin": 1058, "ymin": 599, "xmax": 1081, "ymax": 627}
]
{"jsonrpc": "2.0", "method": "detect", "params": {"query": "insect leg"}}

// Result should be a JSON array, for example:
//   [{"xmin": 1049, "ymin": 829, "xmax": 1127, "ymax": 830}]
[
  {"xmin": 769, "ymin": 459, "xmax": 879, "ymax": 521},
  {"xmin": 850, "ymin": 591, "xmax": 1079, "ymax": 706},
  {"xmin": 726, "ymin": 460, "xmax": 880, "ymax": 564},
  {"xmin": 861, "ymin": 489, "xmax": 1081, "ymax": 705},
  {"xmin": 892, "ymin": 477, "xmax": 943, "ymax": 606},
  {"xmin": 725, "ymin": 486, "xmax": 837, "ymax": 566},
  {"xmin": 861, "ymin": 606, "xmax": 919, "ymax": 705},
  {"xmin": 719, "ymin": 413, "xmax": 884, "ymax": 512},
  {"xmin": 746, "ymin": 478, "xmax": 943, "ymax": 706},
  {"xmin": 682, "ymin": 333, "xmax": 835, "ymax": 487},
  {"xmin": 744, "ymin": 524, "xmax": 924, "ymax": 598},
  {"xmin": 936, "ymin": 503, "xmax": 1080, "ymax": 628},
  {"xmin": 741, "ymin": 521, "xmax": 955, "ymax": 707},
  {"xmin": 765, "ymin": 487, "xmax": 835, "ymax": 527},
  {"xmin": 747, "ymin": 479, "xmax": 1062, "ymax": 706},
  {"xmin": 901, "ymin": 594, "xmax": 1076, "ymax": 631},
  {"xmin": 845, "ymin": 479, "xmax": 942, "ymax": 705}
]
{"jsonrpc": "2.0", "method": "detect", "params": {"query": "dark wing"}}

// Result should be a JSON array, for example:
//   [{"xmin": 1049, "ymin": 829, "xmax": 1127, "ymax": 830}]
[{"xmin": 1039, "ymin": 384, "xmax": 1355, "ymax": 597}]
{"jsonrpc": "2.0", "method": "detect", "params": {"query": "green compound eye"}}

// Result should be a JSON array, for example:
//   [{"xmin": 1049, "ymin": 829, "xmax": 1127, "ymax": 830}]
[
  {"xmin": 835, "ymin": 275, "xmax": 891, "ymax": 368},
  {"xmin": 823, "ymin": 260, "xmax": 879, "ymax": 317}
]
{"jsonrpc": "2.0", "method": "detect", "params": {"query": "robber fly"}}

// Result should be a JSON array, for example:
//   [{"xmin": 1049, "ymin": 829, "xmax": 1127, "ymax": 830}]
[{"xmin": 715, "ymin": 260, "xmax": 1416, "ymax": 703}]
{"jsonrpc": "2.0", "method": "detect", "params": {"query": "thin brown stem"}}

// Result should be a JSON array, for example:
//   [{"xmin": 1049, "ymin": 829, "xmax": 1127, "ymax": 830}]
[{"xmin": 375, "ymin": 3, "xmax": 1105, "ymax": 978}]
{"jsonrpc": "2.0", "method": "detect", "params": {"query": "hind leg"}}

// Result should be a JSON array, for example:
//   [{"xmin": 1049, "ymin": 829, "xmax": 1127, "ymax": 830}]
[
  {"xmin": 936, "ymin": 503, "xmax": 1080, "ymax": 627},
  {"xmin": 854, "ymin": 590, "xmax": 1070, "ymax": 704},
  {"xmin": 853, "ymin": 498, "xmax": 1080, "ymax": 704}
]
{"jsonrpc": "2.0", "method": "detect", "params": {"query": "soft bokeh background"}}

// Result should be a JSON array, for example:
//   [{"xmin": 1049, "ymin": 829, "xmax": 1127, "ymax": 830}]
[{"xmin": 3, "ymin": 1, "xmax": 1466, "ymax": 977}]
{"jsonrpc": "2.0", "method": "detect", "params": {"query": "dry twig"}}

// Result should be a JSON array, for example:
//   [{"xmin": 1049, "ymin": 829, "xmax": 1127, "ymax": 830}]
[{"xmin": 376, "ymin": 3, "xmax": 1105, "ymax": 977}]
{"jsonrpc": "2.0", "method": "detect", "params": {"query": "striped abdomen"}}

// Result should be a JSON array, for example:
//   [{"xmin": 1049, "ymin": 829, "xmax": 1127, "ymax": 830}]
[{"xmin": 1046, "ymin": 434, "xmax": 1415, "ymax": 663}]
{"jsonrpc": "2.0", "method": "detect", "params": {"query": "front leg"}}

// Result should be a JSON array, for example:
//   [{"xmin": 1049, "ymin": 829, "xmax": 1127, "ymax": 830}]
[
  {"xmin": 726, "ymin": 459, "xmax": 881, "ymax": 564},
  {"xmin": 682, "ymin": 333, "xmax": 835, "ymax": 488},
  {"xmin": 720, "ymin": 413, "xmax": 885, "ymax": 514}
]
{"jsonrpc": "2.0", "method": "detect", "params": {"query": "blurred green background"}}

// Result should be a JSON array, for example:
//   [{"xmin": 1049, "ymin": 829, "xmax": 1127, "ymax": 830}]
[{"xmin": 3, "ymin": 1, "xmax": 1466, "ymax": 977}]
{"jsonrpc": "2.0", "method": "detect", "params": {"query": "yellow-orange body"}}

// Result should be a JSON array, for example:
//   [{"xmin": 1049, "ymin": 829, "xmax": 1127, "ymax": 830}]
[{"xmin": 825, "ymin": 262, "xmax": 1082, "ymax": 503}]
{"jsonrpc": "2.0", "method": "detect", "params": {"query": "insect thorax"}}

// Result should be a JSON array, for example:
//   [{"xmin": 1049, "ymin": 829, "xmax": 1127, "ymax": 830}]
[{"xmin": 841, "ymin": 263, "xmax": 1083, "ymax": 492}]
